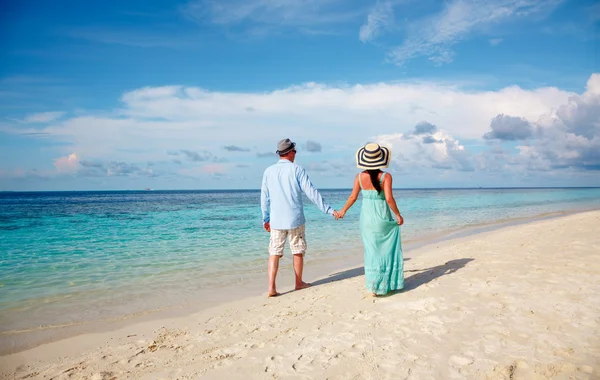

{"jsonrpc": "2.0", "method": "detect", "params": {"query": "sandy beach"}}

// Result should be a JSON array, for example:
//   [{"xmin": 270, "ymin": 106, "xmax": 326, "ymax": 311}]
[{"xmin": 1, "ymin": 211, "xmax": 599, "ymax": 379}]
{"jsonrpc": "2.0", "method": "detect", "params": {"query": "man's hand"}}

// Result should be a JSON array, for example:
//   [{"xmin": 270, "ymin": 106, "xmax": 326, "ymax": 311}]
[
  {"xmin": 333, "ymin": 210, "xmax": 342, "ymax": 220},
  {"xmin": 264, "ymin": 222, "xmax": 271, "ymax": 232}
]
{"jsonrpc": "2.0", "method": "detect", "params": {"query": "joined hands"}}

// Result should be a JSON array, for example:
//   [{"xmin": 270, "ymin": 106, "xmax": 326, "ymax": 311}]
[{"xmin": 332, "ymin": 210, "xmax": 345, "ymax": 220}]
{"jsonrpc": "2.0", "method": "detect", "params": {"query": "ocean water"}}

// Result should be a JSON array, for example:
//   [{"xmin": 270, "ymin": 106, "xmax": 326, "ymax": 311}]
[{"xmin": 1, "ymin": 188, "xmax": 600, "ymax": 338}]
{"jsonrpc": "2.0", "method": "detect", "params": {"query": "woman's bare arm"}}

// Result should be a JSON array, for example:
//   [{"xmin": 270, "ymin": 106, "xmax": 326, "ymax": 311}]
[
  {"xmin": 383, "ymin": 174, "xmax": 403, "ymax": 224},
  {"xmin": 339, "ymin": 175, "xmax": 361, "ymax": 218}
]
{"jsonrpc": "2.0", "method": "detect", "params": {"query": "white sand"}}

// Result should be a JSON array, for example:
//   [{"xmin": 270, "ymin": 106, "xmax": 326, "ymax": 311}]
[{"xmin": 1, "ymin": 211, "xmax": 599, "ymax": 379}]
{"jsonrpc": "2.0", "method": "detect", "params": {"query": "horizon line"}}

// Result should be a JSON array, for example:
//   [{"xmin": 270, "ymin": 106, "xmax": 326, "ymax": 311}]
[{"xmin": 2, "ymin": 186, "xmax": 600, "ymax": 193}]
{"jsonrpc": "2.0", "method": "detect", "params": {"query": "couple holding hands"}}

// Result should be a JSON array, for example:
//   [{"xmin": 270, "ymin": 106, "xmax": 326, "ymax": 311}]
[{"xmin": 261, "ymin": 138, "xmax": 404, "ymax": 298}]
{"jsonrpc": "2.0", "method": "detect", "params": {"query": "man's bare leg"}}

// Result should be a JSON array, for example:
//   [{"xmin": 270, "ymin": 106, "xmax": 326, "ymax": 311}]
[
  {"xmin": 293, "ymin": 253, "xmax": 311, "ymax": 290},
  {"xmin": 268, "ymin": 255, "xmax": 281, "ymax": 297}
]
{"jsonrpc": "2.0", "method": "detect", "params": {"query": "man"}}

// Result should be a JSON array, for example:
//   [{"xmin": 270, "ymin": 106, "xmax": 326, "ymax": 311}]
[{"xmin": 261, "ymin": 138, "xmax": 339, "ymax": 297}]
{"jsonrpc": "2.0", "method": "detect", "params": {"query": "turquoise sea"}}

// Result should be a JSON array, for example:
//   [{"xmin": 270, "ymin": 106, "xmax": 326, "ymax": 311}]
[{"xmin": 1, "ymin": 188, "xmax": 600, "ymax": 346}]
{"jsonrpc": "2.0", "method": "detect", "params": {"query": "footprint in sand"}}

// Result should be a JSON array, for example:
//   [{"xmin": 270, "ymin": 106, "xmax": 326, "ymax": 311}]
[
  {"xmin": 264, "ymin": 355, "xmax": 283, "ymax": 373},
  {"xmin": 290, "ymin": 353, "xmax": 315, "ymax": 373}
]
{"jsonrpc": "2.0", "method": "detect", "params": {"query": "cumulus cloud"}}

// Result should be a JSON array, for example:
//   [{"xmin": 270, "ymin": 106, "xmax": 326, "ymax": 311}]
[
  {"xmin": 513, "ymin": 74, "xmax": 600, "ymax": 170},
  {"xmin": 555, "ymin": 74, "xmax": 600, "ymax": 140},
  {"xmin": 53, "ymin": 153, "xmax": 79, "ymax": 173},
  {"xmin": 377, "ymin": 122, "xmax": 473, "ymax": 171},
  {"xmin": 484, "ymin": 114, "xmax": 534, "ymax": 140},
  {"xmin": 305, "ymin": 140, "xmax": 322, "ymax": 152},
  {"xmin": 80, "ymin": 78, "xmax": 571, "ymax": 152},
  {"xmin": 3, "ymin": 73, "xmax": 599, "ymax": 186}
]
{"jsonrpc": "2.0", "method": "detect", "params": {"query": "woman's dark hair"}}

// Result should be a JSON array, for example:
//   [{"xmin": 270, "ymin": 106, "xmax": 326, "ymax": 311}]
[{"xmin": 367, "ymin": 169, "xmax": 382, "ymax": 194}]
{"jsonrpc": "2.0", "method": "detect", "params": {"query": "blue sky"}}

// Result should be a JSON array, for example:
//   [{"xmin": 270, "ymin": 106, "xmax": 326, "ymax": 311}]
[{"xmin": 1, "ymin": 0, "xmax": 599, "ymax": 190}]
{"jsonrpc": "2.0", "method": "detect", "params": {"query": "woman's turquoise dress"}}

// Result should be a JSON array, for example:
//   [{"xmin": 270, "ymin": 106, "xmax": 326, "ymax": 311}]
[{"xmin": 359, "ymin": 173, "xmax": 404, "ymax": 295}]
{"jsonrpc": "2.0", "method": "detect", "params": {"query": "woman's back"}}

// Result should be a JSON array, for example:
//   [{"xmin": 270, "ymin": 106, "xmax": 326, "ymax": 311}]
[
  {"xmin": 358, "ymin": 171, "xmax": 384, "ymax": 190},
  {"xmin": 359, "ymin": 171, "xmax": 388, "ymax": 201}
]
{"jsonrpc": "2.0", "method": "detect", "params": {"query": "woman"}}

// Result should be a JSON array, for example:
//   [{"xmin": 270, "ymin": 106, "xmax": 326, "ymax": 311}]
[{"xmin": 338, "ymin": 142, "xmax": 404, "ymax": 297}]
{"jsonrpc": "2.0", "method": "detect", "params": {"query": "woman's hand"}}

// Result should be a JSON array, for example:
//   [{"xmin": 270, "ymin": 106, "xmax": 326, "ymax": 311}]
[
  {"xmin": 332, "ymin": 210, "xmax": 344, "ymax": 220},
  {"xmin": 396, "ymin": 214, "xmax": 404, "ymax": 225},
  {"xmin": 338, "ymin": 210, "xmax": 346, "ymax": 219}
]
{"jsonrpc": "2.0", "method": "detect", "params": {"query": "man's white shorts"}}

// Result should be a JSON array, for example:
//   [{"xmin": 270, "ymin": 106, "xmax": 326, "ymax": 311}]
[{"xmin": 269, "ymin": 224, "xmax": 307, "ymax": 256}]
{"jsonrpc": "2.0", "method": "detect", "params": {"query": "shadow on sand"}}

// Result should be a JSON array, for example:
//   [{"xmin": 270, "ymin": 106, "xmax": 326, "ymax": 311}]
[
  {"xmin": 311, "ymin": 258, "xmax": 411, "ymax": 287},
  {"xmin": 403, "ymin": 258, "xmax": 474, "ymax": 291},
  {"xmin": 311, "ymin": 257, "xmax": 474, "ymax": 295}
]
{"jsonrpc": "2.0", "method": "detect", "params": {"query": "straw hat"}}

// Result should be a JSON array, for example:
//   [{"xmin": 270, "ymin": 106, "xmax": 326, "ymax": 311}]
[{"xmin": 356, "ymin": 142, "xmax": 391, "ymax": 170}]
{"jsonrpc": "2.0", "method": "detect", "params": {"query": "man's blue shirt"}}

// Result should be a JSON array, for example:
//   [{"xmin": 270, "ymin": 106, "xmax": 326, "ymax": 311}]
[{"xmin": 261, "ymin": 159, "xmax": 333, "ymax": 230}]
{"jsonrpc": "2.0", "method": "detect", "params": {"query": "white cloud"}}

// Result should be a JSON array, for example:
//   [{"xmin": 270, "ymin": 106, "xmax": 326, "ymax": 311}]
[
  {"xmin": 511, "ymin": 73, "xmax": 600, "ymax": 170},
  {"xmin": 359, "ymin": 1, "xmax": 394, "ymax": 43},
  {"xmin": 23, "ymin": 111, "xmax": 64, "ymax": 123},
  {"xmin": 474, "ymin": 74, "xmax": 600, "ymax": 172},
  {"xmin": 489, "ymin": 38, "xmax": 503, "ymax": 46},
  {"xmin": 4, "ymin": 73, "xmax": 599, "ymax": 186},
  {"xmin": 376, "ymin": 123, "xmax": 473, "ymax": 172},
  {"xmin": 388, "ymin": 0, "xmax": 563, "ymax": 65},
  {"xmin": 53, "ymin": 153, "xmax": 79, "ymax": 173},
  {"xmin": 8, "ymin": 79, "xmax": 572, "ymax": 154},
  {"xmin": 181, "ymin": 0, "xmax": 364, "ymax": 34}
]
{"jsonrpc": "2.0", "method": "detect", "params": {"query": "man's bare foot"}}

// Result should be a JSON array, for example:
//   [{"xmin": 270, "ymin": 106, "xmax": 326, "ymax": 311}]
[
  {"xmin": 295, "ymin": 282, "xmax": 312, "ymax": 290},
  {"xmin": 268, "ymin": 290, "xmax": 280, "ymax": 297}
]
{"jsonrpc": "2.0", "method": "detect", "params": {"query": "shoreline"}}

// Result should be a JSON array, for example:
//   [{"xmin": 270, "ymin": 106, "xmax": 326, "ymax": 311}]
[
  {"xmin": 1, "ymin": 210, "xmax": 599, "ymax": 378},
  {"xmin": 1, "ymin": 206, "xmax": 599, "ymax": 356}
]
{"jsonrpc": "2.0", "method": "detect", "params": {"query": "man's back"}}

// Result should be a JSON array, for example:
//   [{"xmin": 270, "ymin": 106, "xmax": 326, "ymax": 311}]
[
  {"xmin": 261, "ymin": 159, "xmax": 332, "ymax": 230},
  {"xmin": 262, "ymin": 159, "xmax": 305, "ymax": 230}
]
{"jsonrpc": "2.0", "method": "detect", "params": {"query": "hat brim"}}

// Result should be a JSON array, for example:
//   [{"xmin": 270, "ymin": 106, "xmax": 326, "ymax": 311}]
[
  {"xmin": 276, "ymin": 142, "xmax": 296, "ymax": 155},
  {"xmin": 356, "ymin": 146, "xmax": 391, "ymax": 170}
]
